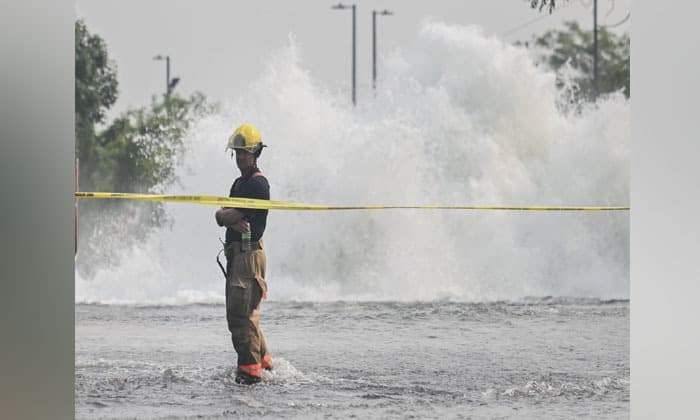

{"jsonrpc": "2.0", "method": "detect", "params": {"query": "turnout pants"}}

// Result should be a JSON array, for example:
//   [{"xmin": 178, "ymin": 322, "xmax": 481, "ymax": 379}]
[{"xmin": 225, "ymin": 240, "xmax": 271, "ymax": 379}]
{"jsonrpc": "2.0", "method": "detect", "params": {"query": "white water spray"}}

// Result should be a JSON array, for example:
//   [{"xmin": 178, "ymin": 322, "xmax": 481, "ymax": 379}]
[{"xmin": 76, "ymin": 21, "xmax": 629, "ymax": 304}]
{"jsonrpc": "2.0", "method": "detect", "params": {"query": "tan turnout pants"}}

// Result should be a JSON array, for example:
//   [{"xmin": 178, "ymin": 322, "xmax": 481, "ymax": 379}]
[{"xmin": 225, "ymin": 240, "xmax": 270, "ymax": 378}]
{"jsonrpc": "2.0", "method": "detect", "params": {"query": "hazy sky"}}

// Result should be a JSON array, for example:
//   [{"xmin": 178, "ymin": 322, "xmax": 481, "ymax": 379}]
[{"xmin": 75, "ymin": 0, "xmax": 631, "ymax": 119}]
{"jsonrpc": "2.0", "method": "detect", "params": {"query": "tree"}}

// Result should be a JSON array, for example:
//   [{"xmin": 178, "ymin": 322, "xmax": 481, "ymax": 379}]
[
  {"xmin": 75, "ymin": 19, "xmax": 119, "ymax": 190},
  {"xmin": 75, "ymin": 20, "xmax": 216, "ymax": 278},
  {"xmin": 92, "ymin": 93, "xmax": 211, "ymax": 193},
  {"xmin": 522, "ymin": 21, "xmax": 630, "ymax": 102},
  {"xmin": 530, "ymin": 0, "xmax": 564, "ymax": 14}
]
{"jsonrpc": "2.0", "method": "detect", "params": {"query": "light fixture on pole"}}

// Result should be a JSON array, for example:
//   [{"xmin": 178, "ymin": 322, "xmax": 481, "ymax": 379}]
[
  {"xmin": 372, "ymin": 9, "xmax": 393, "ymax": 93},
  {"xmin": 331, "ymin": 3, "xmax": 356, "ymax": 106},
  {"xmin": 153, "ymin": 54, "xmax": 180, "ymax": 96}
]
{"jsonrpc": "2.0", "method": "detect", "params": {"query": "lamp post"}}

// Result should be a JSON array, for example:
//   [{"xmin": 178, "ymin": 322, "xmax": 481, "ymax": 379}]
[
  {"xmin": 372, "ymin": 9, "xmax": 393, "ymax": 92},
  {"xmin": 332, "ymin": 3, "xmax": 356, "ymax": 106},
  {"xmin": 153, "ymin": 54, "xmax": 180, "ymax": 96},
  {"xmin": 593, "ymin": 0, "xmax": 599, "ymax": 98}
]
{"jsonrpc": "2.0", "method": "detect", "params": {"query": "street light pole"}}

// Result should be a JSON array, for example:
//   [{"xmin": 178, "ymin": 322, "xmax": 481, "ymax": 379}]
[
  {"xmin": 166, "ymin": 56, "xmax": 171, "ymax": 95},
  {"xmin": 372, "ymin": 11, "xmax": 376, "ymax": 91},
  {"xmin": 593, "ymin": 0, "xmax": 599, "ymax": 98},
  {"xmin": 332, "ymin": 3, "xmax": 357, "ymax": 106},
  {"xmin": 352, "ymin": 4, "xmax": 356, "ymax": 106},
  {"xmin": 372, "ymin": 9, "xmax": 393, "ymax": 93},
  {"xmin": 153, "ymin": 54, "xmax": 180, "ymax": 97}
]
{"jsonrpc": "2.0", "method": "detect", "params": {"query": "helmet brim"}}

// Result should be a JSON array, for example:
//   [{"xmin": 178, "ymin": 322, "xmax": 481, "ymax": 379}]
[{"xmin": 231, "ymin": 143, "xmax": 267, "ymax": 153}]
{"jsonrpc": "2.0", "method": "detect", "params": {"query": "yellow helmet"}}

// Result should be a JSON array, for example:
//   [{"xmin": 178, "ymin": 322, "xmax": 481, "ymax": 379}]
[{"xmin": 226, "ymin": 123, "xmax": 266, "ymax": 154}]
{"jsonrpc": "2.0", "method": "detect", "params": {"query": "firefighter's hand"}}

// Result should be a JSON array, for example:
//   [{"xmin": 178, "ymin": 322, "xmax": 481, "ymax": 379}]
[{"xmin": 227, "ymin": 220, "xmax": 250, "ymax": 233}]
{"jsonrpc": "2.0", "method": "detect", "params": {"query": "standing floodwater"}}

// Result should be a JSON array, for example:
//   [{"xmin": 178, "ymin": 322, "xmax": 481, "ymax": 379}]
[{"xmin": 76, "ymin": 299, "xmax": 628, "ymax": 419}]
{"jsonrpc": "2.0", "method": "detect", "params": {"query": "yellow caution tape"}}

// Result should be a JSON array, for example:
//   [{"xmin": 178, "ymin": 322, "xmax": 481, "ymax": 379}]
[{"xmin": 74, "ymin": 192, "xmax": 630, "ymax": 211}]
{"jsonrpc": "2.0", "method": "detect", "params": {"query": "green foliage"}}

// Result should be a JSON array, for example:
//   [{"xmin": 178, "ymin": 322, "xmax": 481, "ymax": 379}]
[
  {"xmin": 91, "ymin": 92, "xmax": 212, "ymax": 193},
  {"xmin": 522, "ymin": 21, "xmax": 630, "ymax": 102},
  {"xmin": 75, "ymin": 19, "xmax": 119, "ymax": 189},
  {"xmin": 530, "ymin": 0, "xmax": 563, "ymax": 14},
  {"xmin": 74, "ymin": 19, "xmax": 217, "ymax": 278}
]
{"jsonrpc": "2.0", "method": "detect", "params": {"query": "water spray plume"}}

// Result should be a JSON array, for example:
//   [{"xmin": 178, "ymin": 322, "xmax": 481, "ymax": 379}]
[{"xmin": 76, "ymin": 21, "xmax": 629, "ymax": 304}]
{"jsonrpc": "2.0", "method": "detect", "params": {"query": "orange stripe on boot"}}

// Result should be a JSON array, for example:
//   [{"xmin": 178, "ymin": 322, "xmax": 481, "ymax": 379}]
[
  {"xmin": 261, "ymin": 354, "xmax": 272, "ymax": 370},
  {"xmin": 238, "ymin": 363, "xmax": 262, "ymax": 377}
]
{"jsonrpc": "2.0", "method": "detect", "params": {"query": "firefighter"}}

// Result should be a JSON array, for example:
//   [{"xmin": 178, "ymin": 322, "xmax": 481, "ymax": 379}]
[{"xmin": 215, "ymin": 123, "xmax": 272, "ymax": 385}]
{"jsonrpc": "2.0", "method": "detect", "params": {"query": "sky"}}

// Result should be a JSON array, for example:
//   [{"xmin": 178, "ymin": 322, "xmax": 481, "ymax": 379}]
[{"xmin": 75, "ymin": 0, "xmax": 631, "ymax": 120}]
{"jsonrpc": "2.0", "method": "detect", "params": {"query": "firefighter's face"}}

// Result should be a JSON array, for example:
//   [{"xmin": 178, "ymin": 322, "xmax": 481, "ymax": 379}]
[{"xmin": 235, "ymin": 149, "xmax": 255, "ymax": 171}]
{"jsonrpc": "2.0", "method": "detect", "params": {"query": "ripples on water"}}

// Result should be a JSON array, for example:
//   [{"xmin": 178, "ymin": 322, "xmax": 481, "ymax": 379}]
[{"xmin": 76, "ymin": 299, "xmax": 629, "ymax": 419}]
